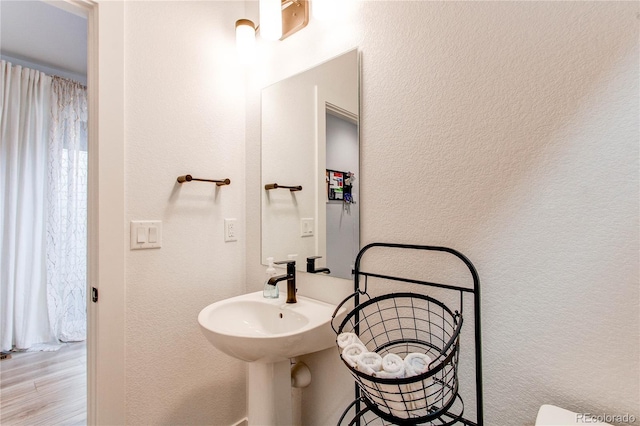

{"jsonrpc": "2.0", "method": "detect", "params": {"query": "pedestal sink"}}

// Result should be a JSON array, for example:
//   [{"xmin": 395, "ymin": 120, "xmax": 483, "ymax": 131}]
[{"xmin": 198, "ymin": 291, "xmax": 345, "ymax": 425}]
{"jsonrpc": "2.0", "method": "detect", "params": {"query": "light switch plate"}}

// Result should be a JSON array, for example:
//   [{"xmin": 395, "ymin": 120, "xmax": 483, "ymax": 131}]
[
  {"xmin": 130, "ymin": 220, "xmax": 162, "ymax": 250},
  {"xmin": 300, "ymin": 218, "xmax": 314, "ymax": 237}
]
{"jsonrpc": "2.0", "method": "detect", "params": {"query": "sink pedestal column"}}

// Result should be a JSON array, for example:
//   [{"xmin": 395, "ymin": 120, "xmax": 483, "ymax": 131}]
[{"xmin": 247, "ymin": 360, "xmax": 293, "ymax": 426}]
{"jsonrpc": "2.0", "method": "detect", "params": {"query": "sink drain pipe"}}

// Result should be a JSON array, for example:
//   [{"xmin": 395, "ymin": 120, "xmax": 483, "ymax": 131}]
[{"xmin": 291, "ymin": 361, "xmax": 311, "ymax": 388}]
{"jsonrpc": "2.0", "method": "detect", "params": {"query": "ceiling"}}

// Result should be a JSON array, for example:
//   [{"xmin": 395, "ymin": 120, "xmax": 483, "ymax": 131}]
[{"xmin": 0, "ymin": 0, "xmax": 87, "ymax": 79}]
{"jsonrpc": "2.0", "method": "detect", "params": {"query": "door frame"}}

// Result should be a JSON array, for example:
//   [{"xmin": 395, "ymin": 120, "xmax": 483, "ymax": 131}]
[{"xmin": 46, "ymin": 1, "xmax": 126, "ymax": 424}]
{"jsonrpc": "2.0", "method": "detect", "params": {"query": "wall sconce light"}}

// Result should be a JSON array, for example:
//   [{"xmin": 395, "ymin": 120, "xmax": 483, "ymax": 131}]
[
  {"xmin": 260, "ymin": 0, "xmax": 283, "ymax": 41},
  {"xmin": 236, "ymin": 0, "xmax": 310, "ymax": 62},
  {"xmin": 280, "ymin": 0, "xmax": 309, "ymax": 40},
  {"xmin": 235, "ymin": 19, "xmax": 256, "ymax": 65}
]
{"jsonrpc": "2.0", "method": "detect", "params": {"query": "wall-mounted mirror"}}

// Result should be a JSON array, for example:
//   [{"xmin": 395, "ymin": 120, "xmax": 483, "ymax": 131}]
[{"xmin": 261, "ymin": 49, "xmax": 359, "ymax": 280}]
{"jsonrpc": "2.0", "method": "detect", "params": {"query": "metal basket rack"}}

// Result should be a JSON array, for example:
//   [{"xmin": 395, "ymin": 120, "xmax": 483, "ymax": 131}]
[{"xmin": 332, "ymin": 243, "xmax": 483, "ymax": 426}]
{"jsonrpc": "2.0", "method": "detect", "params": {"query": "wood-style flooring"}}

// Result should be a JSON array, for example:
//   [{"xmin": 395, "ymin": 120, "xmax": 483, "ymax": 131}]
[{"xmin": 0, "ymin": 342, "xmax": 86, "ymax": 425}]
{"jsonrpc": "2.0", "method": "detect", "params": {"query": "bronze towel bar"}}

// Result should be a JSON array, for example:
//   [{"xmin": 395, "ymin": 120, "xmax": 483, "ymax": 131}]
[
  {"xmin": 177, "ymin": 175, "xmax": 231, "ymax": 186},
  {"xmin": 265, "ymin": 183, "xmax": 302, "ymax": 191}
]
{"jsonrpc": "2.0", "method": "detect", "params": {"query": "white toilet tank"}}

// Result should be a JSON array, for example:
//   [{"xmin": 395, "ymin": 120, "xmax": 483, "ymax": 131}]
[{"xmin": 536, "ymin": 405, "xmax": 612, "ymax": 426}]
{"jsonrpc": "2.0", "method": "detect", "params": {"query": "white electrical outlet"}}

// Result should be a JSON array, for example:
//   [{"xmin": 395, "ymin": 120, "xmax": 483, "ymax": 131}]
[{"xmin": 224, "ymin": 218, "xmax": 238, "ymax": 242}]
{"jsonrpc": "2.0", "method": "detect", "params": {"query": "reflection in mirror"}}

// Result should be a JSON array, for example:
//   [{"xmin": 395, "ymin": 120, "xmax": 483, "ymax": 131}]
[{"xmin": 261, "ymin": 49, "xmax": 359, "ymax": 279}]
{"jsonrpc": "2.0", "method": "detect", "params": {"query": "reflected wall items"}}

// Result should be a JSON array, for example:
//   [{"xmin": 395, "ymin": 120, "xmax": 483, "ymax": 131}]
[{"xmin": 326, "ymin": 170, "xmax": 355, "ymax": 203}]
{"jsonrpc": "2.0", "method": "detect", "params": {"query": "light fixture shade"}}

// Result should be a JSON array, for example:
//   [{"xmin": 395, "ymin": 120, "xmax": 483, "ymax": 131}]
[
  {"xmin": 312, "ymin": 0, "xmax": 338, "ymax": 21},
  {"xmin": 259, "ymin": 0, "xmax": 282, "ymax": 41},
  {"xmin": 235, "ymin": 19, "xmax": 256, "ymax": 64}
]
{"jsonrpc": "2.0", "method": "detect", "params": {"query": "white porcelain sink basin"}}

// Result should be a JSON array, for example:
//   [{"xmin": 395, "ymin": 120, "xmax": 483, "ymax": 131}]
[{"xmin": 198, "ymin": 291, "xmax": 344, "ymax": 363}]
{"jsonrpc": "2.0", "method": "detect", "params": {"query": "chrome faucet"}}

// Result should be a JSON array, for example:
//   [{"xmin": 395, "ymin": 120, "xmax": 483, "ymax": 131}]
[
  {"xmin": 268, "ymin": 260, "xmax": 297, "ymax": 303},
  {"xmin": 306, "ymin": 256, "xmax": 331, "ymax": 274}
]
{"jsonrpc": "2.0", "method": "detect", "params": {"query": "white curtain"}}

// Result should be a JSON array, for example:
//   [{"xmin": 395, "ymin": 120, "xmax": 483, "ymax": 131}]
[
  {"xmin": 46, "ymin": 77, "xmax": 88, "ymax": 343},
  {"xmin": 1, "ymin": 60, "xmax": 56, "ymax": 351},
  {"xmin": 0, "ymin": 61, "xmax": 88, "ymax": 351}
]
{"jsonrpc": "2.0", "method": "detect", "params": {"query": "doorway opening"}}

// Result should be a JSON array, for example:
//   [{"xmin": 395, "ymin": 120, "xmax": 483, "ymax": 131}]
[
  {"xmin": 325, "ymin": 105, "xmax": 360, "ymax": 279},
  {"xmin": 1, "ymin": 1, "xmax": 88, "ymax": 423}
]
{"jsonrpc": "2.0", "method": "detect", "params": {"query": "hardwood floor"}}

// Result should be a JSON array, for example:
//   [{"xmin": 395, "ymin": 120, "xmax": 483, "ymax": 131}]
[{"xmin": 0, "ymin": 342, "xmax": 86, "ymax": 425}]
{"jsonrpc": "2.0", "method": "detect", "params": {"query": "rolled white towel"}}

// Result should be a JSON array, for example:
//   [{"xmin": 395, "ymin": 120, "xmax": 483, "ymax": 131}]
[
  {"xmin": 403, "ymin": 353, "xmax": 434, "ymax": 414},
  {"xmin": 356, "ymin": 352, "xmax": 382, "ymax": 376},
  {"xmin": 404, "ymin": 353, "xmax": 432, "ymax": 377},
  {"xmin": 337, "ymin": 332, "xmax": 364, "ymax": 349},
  {"xmin": 373, "ymin": 353, "xmax": 408, "ymax": 418},
  {"xmin": 341, "ymin": 343, "xmax": 366, "ymax": 369},
  {"xmin": 376, "ymin": 353, "xmax": 405, "ymax": 379}
]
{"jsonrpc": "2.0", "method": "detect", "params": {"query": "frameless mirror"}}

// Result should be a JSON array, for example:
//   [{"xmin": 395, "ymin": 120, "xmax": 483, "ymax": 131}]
[{"xmin": 261, "ymin": 49, "xmax": 359, "ymax": 280}]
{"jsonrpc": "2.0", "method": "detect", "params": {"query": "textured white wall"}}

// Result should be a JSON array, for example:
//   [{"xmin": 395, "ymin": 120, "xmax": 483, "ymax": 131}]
[
  {"xmin": 246, "ymin": 1, "xmax": 639, "ymax": 425},
  {"xmin": 124, "ymin": 2, "xmax": 247, "ymax": 424}
]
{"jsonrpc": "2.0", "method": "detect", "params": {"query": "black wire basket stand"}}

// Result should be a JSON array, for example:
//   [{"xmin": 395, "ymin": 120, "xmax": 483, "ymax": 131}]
[
  {"xmin": 332, "ymin": 243, "xmax": 483, "ymax": 426},
  {"xmin": 337, "ymin": 395, "xmax": 467, "ymax": 426}
]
